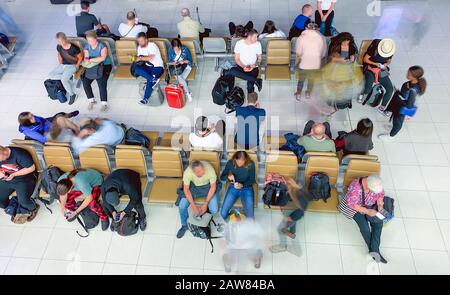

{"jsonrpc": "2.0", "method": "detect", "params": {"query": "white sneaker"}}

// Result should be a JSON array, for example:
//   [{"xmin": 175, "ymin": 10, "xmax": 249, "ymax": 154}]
[
  {"xmin": 186, "ymin": 92, "xmax": 193, "ymax": 102},
  {"xmin": 378, "ymin": 133, "xmax": 394, "ymax": 141},
  {"xmin": 357, "ymin": 94, "xmax": 365, "ymax": 104}
]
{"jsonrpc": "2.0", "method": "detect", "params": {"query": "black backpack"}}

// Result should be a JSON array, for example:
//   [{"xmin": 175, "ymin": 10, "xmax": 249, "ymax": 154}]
[
  {"xmin": 263, "ymin": 182, "xmax": 289, "ymax": 208},
  {"xmin": 44, "ymin": 79, "xmax": 67, "ymax": 103},
  {"xmin": 111, "ymin": 211, "xmax": 139, "ymax": 236},
  {"xmin": 308, "ymin": 173, "xmax": 331, "ymax": 202},
  {"xmin": 124, "ymin": 127, "xmax": 150, "ymax": 148},
  {"xmin": 212, "ymin": 74, "xmax": 234, "ymax": 105},
  {"xmin": 72, "ymin": 201, "xmax": 100, "ymax": 237},
  {"xmin": 225, "ymin": 86, "xmax": 245, "ymax": 114},
  {"xmin": 187, "ymin": 216, "xmax": 220, "ymax": 253},
  {"xmin": 363, "ymin": 84, "xmax": 385, "ymax": 107},
  {"xmin": 37, "ymin": 166, "xmax": 64, "ymax": 213}
]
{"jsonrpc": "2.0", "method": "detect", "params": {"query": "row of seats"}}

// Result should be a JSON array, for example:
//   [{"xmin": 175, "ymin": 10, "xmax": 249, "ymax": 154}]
[
  {"xmin": 66, "ymin": 34, "xmax": 374, "ymax": 82},
  {"xmin": 11, "ymin": 131, "xmax": 381, "ymax": 214}
]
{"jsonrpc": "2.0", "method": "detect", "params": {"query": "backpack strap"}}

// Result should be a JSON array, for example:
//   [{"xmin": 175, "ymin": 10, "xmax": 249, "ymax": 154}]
[{"xmin": 76, "ymin": 216, "xmax": 90, "ymax": 238}]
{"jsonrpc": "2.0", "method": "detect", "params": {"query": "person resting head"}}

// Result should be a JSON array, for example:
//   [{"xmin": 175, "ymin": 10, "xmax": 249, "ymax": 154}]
[{"xmin": 310, "ymin": 122, "xmax": 328, "ymax": 140}]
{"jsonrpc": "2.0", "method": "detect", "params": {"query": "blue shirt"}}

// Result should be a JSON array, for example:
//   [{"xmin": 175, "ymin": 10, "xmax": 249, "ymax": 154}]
[
  {"xmin": 18, "ymin": 116, "xmax": 51, "ymax": 143},
  {"xmin": 291, "ymin": 14, "xmax": 311, "ymax": 30},
  {"xmin": 84, "ymin": 42, "xmax": 111, "ymax": 65},
  {"xmin": 71, "ymin": 120, "xmax": 124, "ymax": 155},
  {"xmin": 235, "ymin": 105, "xmax": 266, "ymax": 148}
]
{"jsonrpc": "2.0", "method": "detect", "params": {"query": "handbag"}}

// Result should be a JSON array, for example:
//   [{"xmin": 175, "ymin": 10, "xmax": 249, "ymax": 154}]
[
  {"xmin": 84, "ymin": 62, "xmax": 104, "ymax": 80},
  {"xmin": 169, "ymin": 63, "xmax": 187, "ymax": 76},
  {"xmin": 399, "ymin": 106, "xmax": 417, "ymax": 117},
  {"xmin": 360, "ymin": 178, "xmax": 394, "ymax": 223}
]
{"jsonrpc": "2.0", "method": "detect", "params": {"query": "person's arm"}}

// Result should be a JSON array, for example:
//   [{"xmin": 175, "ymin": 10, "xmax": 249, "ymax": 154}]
[
  {"xmin": 185, "ymin": 47, "xmax": 193, "ymax": 64},
  {"xmin": 234, "ymin": 52, "xmax": 246, "ymax": 68},
  {"xmin": 324, "ymin": 1, "xmax": 336, "ymax": 18},
  {"xmin": 377, "ymin": 195, "xmax": 384, "ymax": 212},
  {"xmin": 183, "ymin": 183, "xmax": 198, "ymax": 214},
  {"xmin": 59, "ymin": 194, "xmax": 67, "ymax": 216},
  {"xmin": 405, "ymin": 89, "xmax": 417, "ymax": 108},
  {"xmin": 197, "ymin": 21, "xmax": 205, "ymax": 33},
  {"xmin": 346, "ymin": 180, "xmax": 377, "ymax": 216},
  {"xmin": 244, "ymin": 162, "xmax": 256, "ymax": 187},
  {"xmin": 74, "ymin": 194, "xmax": 93, "ymax": 213},
  {"xmin": 123, "ymin": 186, "xmax": 141, "ymax": 214},
  {"xmin": 317, "ymin": 1, "xmax": 324, "ymax": 18},
  {"xmin": 93, "ymin": 15, "xmax": 102, "ymax": 30},
  {"xmin": 89, "ymin": 47, "xmax": 107, "ymax": 63},
  {"xmin": 6, "ymin": 164, "xmax": 35, "ymax": 181},
  {"xmin": 22, "ymin": 129, "xmax": 47, "ymax": 144},
  {"xmin": 205, "ymin": 182, "xmax": 217, "ymax": 204},
  {"xmin": 57, "ymin": 52, "xmax": 63, "ymax": 64},
  {"xmin": 256, "ymin": 53, "xmax": 262, "ymax": 66},
  {"xmin": 296, "ymin": 37, "xmax": 303, "ymax": 63},
  {"xmin": 75, "ymin": 51, "xmax": 83, "ymax": 68},
  {"xmin": 220, "ymin": 161, "xmax": 231, "ymax": 182}
]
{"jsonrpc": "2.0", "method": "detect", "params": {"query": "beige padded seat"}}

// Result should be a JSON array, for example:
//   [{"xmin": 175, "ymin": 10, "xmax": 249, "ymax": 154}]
[
  {"xmin": 159, "ymin": 132, "xmax": 190, "ymax": 151},
  {"xmin": 304, "ymin": 155, "xmax": 340, "ymax": 213},
  {"xmin": 265, "ymin": 39, "xmax": 291, "ymax": 80},
  {"xmin": 79, "ymin": 146, "xmax": 112, "ymax": 175},
  {"xmin": 114, "ymin": 39, "xmax": 137, "ymax": 80},
  {"xmin": 357, "ymin": 40, "xmax": 374, "ymax": 66},
  {"xmin": 148, "ymin": 146, "xmax": 183, "ymax": 204},
  {"xmin": 225, "ymin": 150, "xmax": 259, "ymax": 209},
  {"xmin": 179, "ymin": 38, "xmax": 198, "ymax": 80},
  {"xmin": 142, "ymin": 131, "xmax": 160, "ymax": 152},
  {"xmin": 43, "ymin": 142, "xmax": 76, "ymax": 173},
  {"xmin": 264, "ymin": 135, "xmax": 286, "ymax": 152},
  {"xmin": 115, "ymin": 145, "xmax": 151, "ymax": 201},
  {"xmin": 343, "ymin": 158, "xmax": 381, "ymax": 191}
]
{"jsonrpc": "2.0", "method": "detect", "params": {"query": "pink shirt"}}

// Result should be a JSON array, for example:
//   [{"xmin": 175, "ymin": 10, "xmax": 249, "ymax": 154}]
[
  {"xmin": 346, "ymin": 178, "xmax": 384, "ymax": 209},
  {"xmin": 296, "ymin": 30, "xmax": 327, "ymax": 70}
]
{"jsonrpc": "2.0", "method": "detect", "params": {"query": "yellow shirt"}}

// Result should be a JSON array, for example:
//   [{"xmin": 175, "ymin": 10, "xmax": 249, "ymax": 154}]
[
  {"xmin": 177, "ymin": 16, "xmax": 205, "ymax": 39},
  {"xmin": 183, "ymin": 161, "xmax": 217, "ymax": 186}
]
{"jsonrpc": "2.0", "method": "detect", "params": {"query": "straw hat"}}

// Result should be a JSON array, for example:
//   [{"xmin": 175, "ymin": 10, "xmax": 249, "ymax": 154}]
[{"xmin": 377, "ymin": 38, "xmax": 396, "ymax": 58}]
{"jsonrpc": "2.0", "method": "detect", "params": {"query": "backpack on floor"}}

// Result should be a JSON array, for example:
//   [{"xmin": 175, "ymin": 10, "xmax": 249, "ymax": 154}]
[
  {"xmin": 363, "ymin": 83, "xmax": 385, "ymax": 107},
  {"xmin": 308, "ymin": 172, "xmax": 331, "ymax": 202},
  {"xmin": 124, "ymin": 127, "xmax": 150, "ymax": 148},
  {"xmin": 187, "ymin": 207, "xmax": 220, "ymax": 253},
  {"xmin": 37, "ymin": 166, "xmax": 64, "ymax": 213},
  {"xmin": 262, "ymin": 173, "xmax": 289, "ymax": 208},
  {"xmin": 212, "ymin": 74, "xmax": 235, "ymax": 105},
  {"xmin": 111, "ymin": 211, "xmax": 139, "ymax": 236},
  {"xmin": 71, "ymin": 201, "xmax": 100, "ymax": 238},
  {"xmin": 225, "ymin": 86, "xmax": 245, "ymax": 114},
  {"xmin": 44, "ymin": 79, "xmax": 67, "ymax": 103}
]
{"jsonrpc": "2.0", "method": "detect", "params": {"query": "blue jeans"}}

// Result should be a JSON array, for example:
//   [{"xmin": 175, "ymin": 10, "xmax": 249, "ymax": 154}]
[
  {"xmin": 178, "ymin": 192, "xmax": 220, "ymax": 226},
  {"xmin": 220, "ymin": 185, "xmax": 254, "ymax": 220},
  {"xmin": 133, "ymin": 65, "xmax": 164, "ymax": 100}
]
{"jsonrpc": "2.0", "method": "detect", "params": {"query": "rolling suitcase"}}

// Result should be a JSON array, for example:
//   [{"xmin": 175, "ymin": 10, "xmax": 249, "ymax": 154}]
[{"xmin": 165, "ymin": 63, "xmax": 185, "ymax": 109}]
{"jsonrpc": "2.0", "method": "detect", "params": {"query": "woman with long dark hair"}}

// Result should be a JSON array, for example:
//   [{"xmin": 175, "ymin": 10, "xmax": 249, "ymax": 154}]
[
  {"xmin": 328, "ymin": 32, "xmax": 358, "ymax": 63},
  {"xmin": 379, "ymin": 66, "xmax": 427, "ymax": 140},
  {"xmin": 338, "ymin": 118, "xmax": 374, "ymax": 155},
  {"xmin": 259, "ymin": 20, "xmax": 286, "ymax": 40}
]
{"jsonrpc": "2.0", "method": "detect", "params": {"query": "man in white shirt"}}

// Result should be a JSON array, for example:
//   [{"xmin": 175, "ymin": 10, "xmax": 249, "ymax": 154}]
[
  {"xmin": 134, "ymin": 32, "xmax": 164, "ymax": 105},
  {"xmin": 177, "ymin": 8, "xmax": 205, "ymax": 40},
  {"xmin": 189, "ymin": 116, "xmax": 224, "ymax": 151},
  {"xmin": 227, "ymin": 29, "xmax": 263, "ymax": 94},
  {"xmin": 118, "ymin": 11, "xmax": 148, "ymax": 38},
  {"xmin": 315, "ymin": 0, "xmax": 337, "ymax": 37}
]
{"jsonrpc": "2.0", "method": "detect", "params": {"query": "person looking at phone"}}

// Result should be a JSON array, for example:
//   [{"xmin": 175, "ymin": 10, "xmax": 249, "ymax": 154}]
[
  {"xmin": 338, "ymin": 175, "xmax": 388, "ymax": 264},
  {"xmin": 227, "ymin": 29, "xmax": 263, "ymax": 94},
  {"xmin": 220, "ymin": 151, "xmax": 256, "ymax": 221},
  {"xmin": 189, "ymin": 116, "xmax": 225, "ymax": 151},
  {"xmin": 76, "ymin": 1, "xmax": 110, "ymax": 37},
  {"xmin": 176, "ymin": 161, "xmax": 220, "ymax": 239},
  {"xmin": 118, "ymin": 11, "xmax": 148, "ymax": 38},
  {"xmin": 168, "ymin": 38, "xmax": 194, "ymax": 102}
]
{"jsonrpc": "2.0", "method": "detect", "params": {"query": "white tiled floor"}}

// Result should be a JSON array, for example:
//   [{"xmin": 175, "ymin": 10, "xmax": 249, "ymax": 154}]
[{"xmin": 0, "ymin": 0, "xmax": 450, "ymax": 275}]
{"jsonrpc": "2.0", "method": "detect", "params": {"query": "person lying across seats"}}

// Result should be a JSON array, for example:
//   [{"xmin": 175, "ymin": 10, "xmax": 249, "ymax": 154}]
[
  {"xmin": 176, "ymin": 160, "xmax": 220, "ymax": 239},
  {"xmin": 101, "ymin": 169, "xmax": 147, "ymax": 232},
  {"xmin": 71, "ymin": 118, "xmax": 125, "ymax": 155},
  {"xmin": 189, "ymin": 116, "xmax": 225, "ymax": 151},
  {"xmin": 0, "ymin": 145, "xmax": 40, "ymax": 224},
  {"xmin": 18, "ymin": 111, "xmax": 80, "ymax": 144},
  {"xmin": 76, "ymin": 1, "xmax": 110, "ymax": 37},
  {"xmin": 57, "ymin": 168, "xmax": 109, "ymax": 230},
  {"xmin": 298, "ymin": 120, "xmax": 335, "ymax": 153}
]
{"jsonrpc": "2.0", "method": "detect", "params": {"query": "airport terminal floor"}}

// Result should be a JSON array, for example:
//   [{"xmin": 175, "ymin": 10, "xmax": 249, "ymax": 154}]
[{"xmin": 0, "ymin": 0, "xmax": 450, "ymax": 275}]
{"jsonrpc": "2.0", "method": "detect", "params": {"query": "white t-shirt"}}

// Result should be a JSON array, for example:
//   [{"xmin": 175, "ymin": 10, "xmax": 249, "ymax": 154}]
[
  {"xmin": 234, "ymin": 40, "xmax": 262, "ymax": 66},
  {"xmin": 319, "ymin": 0, "xmax": 337, "ymax": 10},
  {"xmin": 258, "ymin": 30, "xmax": 286, "ymax": 40},
  {"xmin": 137, "ymin": 42, "xmax": 164, "ymax": 68},
  {"xmin": 189, "ymin": 132, "xmax": 223, "ymax": 150},
  {"xmin": 118, "ymin": 23, "xmax": 148, "ymax": 38}
]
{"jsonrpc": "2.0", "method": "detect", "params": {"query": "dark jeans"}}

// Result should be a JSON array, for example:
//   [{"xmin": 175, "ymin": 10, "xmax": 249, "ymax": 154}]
[
  {"xmin": 353, "ymin": 212, "xmax": 383, "ymax": 253},
  {"xmin": 303, "ymin": 120, "xmax": 332, "ymax": 139},
  {"xmin": 297, "ymin": 69, "xmax": 317, "ymax": 93},
  {"xmin": 315, "ymin": 10, "xmax": 334, "ymax": 37},
  {"xmin": 0, "ymin": 177, "xmax": 37, "ymax": 212},
  {"xmin": 81, "ymin": 64, "xmax": 112, "ymax": 102},
  {"xmin": 390, "ymin": 114, "xmax": 405, "ymax": 137},
  {"xmin": 227, "ymin": 66, "xmax": 259, "ymax": 93},
  {"xmin": 102, "ymin": 197, "xmax": 146, "ymax": 222},
  {"xmin": 134, "ymin": 64, "xmax": 164, "ymax": 100},
  {"xmin": 363, "ymin": 70, "xmax": 394, "ymax": 108}
]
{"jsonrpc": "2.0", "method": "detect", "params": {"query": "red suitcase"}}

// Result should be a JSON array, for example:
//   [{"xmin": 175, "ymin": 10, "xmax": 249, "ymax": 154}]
[{"xmin": 165, "ymin": 83, "xmax": 185, "ymax": 109}]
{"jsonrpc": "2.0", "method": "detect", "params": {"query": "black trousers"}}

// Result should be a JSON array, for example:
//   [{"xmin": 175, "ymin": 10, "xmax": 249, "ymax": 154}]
[
  {"xmin": 353, "ymin": 212, "xmax": 383, "ymax": 253},
  {"xmin": 227, "ymin": 66, "xmax": 259, "ymax": 93},
  {"xmin": 81, "ymin": 64, "xmax": 112, "ymax": 102},
  {"xmin": 102, "ymin": 197, "xmax": 146, "ymax": 222},
  {"xmin": 315, "ymin": 10, "xmax": 334, "ymax": 36},
  {"xmin": 303, "ymin": 120, "xmax": 332, "ymax": 139},
  {"xmin": 0, "ymin": 178, "xmax": 37, "ymax": 212}
]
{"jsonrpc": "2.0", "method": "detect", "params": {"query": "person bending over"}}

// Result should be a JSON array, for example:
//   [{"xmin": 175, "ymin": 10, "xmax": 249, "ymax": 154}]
[{"xmin": 76, "ymin": 1, "xmax": 110, "ymax": 37}]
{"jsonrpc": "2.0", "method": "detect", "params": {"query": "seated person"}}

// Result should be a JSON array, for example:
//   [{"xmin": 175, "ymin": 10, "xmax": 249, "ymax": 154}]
[
  {"xmin": 176, "ymin": 161, "xmax": 220, "ymax": 239},
  {"xmin": 18, "ymin": 111, "xmax": 80, "ymax": 144},
  {"xmin": 259, "ymin": 20, "xmax": 286, "ymax": 40},
  {"xmin": 315, "ymin": 0, "xmax": 337, "ymax": 37},
  {"xmin": 0, "ymin": 145, "xmax": 39, "ymax": 223},
  {"xmin": 118, "ymin": 11, "xmax": 148, "ymax": 38},
  {"xmin": 168, "ymin": 38, "xmax": 193, "ymax": 102},
  {"xmin": 358, "ymin": 38, "xmax": 395, "ymax": 114},
  {"xmin": 177, "ymin": 8, "xmax": 205, "ymax": 40},
  {"xmin": 328, "ymin": 32, "xmax": 358, "ymax": 63},
  {"xmin": 189, "ymin": 116, "xmax": 225, "ymax": 150},
  {"xmin": 235, "ymin": 93, "xmax": 266, "ymax": 150},
  {"xmin": 270, "ymin": 178, "xmax": 310, "ymax": 253},
  {"xmin": 289, "ymin": 4, "xmax": 313, "ymax": 39},
  {"xmin": 134, "ymin": 32, "xmax": 164, "ymax": 105},
  {"xmin": 220, "ymin": 151, "xmax": 256, "ymax": 220},
  {"xmin": 48, "ymin": 32, "xmax": 83, "ymax": 105},
  {"xmin": 101, "ymin": 169, "xmax": 147, "ymax": 231},
  {"xmin": 57, "ymin": 168, "xmax": 109, "ymax": 230},
  {"xmin": 229, "ymin": 21, "xmax": 254, "ymax": 38},
  {"xmin": 298, "ymin": 120, "xmax": 336, "ymax": 152},
  {"xmin": 338, "ymin": 118, "xmax": 374, "ymax": 155},
  {"xmin": 227, "ymin": 29, "xmax": 263, "ymax": 94},
  {"xmin": 71, "ymin": 118, "xmax": 125, "ymax": 155},
  {"xmin": 76, "ymin": 1, "xmax": 110, "ymax": 37}
]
